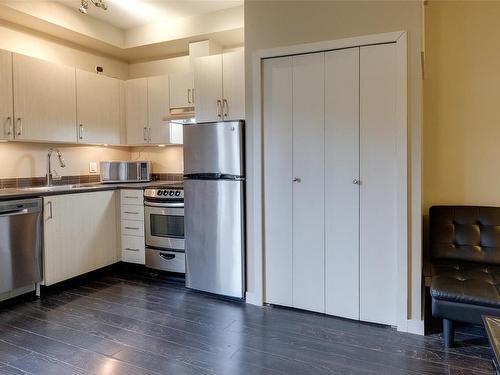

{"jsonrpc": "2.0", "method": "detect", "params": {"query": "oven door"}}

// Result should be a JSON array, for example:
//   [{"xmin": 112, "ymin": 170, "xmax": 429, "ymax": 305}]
[{"xmin": 144, "ymin": 202, "xmax": 184, "ymax": 251}]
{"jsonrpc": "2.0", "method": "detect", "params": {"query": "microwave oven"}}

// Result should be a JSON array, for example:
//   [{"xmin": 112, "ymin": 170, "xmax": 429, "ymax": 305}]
[{"xmin": 100, "ymin": 161, "xmax": 151, "ymax": 183}]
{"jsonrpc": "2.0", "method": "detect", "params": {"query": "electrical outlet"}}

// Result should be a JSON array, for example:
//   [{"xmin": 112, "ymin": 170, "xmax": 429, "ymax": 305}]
[{"xmin": 89, "ymin": 162, "xmax": 97, "ymax": 173}]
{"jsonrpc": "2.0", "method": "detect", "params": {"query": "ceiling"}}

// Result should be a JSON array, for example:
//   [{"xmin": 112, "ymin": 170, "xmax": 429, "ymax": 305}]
[{"xmin": 56, "ymin": 0, "xmax": 243, "ymax": 30}]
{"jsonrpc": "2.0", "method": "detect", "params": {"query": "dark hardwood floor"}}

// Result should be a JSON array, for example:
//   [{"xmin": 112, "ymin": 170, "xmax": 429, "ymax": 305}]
[{"xmin": 0, "ymin": 265, "xmax": 494, "ymax": 375}]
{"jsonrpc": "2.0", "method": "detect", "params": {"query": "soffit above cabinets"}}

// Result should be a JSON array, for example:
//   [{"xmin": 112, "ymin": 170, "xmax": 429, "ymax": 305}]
[{"xmin": 0, "ymin": 0, "xmax": 244, "ymax": 62}]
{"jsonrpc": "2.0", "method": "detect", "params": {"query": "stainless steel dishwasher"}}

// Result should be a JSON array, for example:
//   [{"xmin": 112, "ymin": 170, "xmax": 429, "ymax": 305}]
[{"xmin": 0, "ymin": 198, "xmax": 43, "ymax": 294}]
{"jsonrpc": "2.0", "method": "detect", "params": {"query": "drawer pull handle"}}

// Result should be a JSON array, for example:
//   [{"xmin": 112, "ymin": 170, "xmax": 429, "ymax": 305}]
[
  {"xmin": 124, "ymin": 211, "xmax": 139, "ymax": 214},
  {"xmin": 124, "ymin": 196, "xmax": 138, "ymax": 199},
  {"xmin": 125, "ymin": 248, "xmax": 140, "ymax": 252},
  {"xmin": 124, "ymin": 226, "xmax": 140, "ymax": 230}
]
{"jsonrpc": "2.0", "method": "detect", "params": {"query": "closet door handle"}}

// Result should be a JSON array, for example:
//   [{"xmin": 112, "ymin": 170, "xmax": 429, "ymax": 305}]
[
  {"xmin": 223, "ymin": 99, "xmax": 229, "ymax": 119},
  {"xmin": 216, "ymin": 100, "xmax": 222, "ymax": 118}
]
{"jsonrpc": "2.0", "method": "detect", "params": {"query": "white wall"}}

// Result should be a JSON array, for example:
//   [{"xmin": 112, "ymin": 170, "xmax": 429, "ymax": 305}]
[{"xmin": 0, "ymin": 20, "xmax": 128, "ymax": 79}]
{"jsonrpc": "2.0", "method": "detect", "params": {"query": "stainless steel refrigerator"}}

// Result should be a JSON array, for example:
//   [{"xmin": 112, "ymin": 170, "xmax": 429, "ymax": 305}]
[{"xmin": 183, "ymin": 120, "xmax": 245, "ymax": 298}]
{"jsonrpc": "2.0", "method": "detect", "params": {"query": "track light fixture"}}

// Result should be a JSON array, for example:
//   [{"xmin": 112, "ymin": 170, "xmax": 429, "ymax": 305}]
[{"xmin": 79, "ymin": 0, "xmax": 107, "ymax": 14}]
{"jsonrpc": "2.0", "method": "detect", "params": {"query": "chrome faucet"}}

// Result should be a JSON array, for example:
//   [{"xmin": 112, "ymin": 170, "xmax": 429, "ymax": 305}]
[{"xmin": 46, "ymin": 149, "xmax": 66, "ymax": 186}]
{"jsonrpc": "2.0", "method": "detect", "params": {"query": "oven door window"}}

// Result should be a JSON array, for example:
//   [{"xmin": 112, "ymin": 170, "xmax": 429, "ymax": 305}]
[{"xmin": 150, "ymin": 214, "xmax": 184, "ymax": 238}]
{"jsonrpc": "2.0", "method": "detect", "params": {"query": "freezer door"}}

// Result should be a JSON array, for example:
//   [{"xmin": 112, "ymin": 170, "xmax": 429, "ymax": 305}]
[
  {"xmin": 183, "ymin": 121, "xmax": 244, "ymax": 177},
  {"xmin": 185, "ymin": 179, "xmax": 245, "ymax": 298}
]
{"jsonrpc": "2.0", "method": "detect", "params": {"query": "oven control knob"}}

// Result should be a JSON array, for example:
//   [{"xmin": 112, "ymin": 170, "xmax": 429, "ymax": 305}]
[
  {"xmin": 157, "ymin": 190, "xmax": 163, "ymax": 196},
  {"xmin": 175, "ymin": 191, "xmax": 180, "ymax": 196},
  {"xmin": 169, "ymin": 191, "xmax": 174, "ymax": 196}
]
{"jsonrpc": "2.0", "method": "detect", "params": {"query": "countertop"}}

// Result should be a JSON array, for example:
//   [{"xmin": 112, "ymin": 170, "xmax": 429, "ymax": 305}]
[{"xmin": 0, "ymin": 181, "xmax": 183, "ymax": 200}]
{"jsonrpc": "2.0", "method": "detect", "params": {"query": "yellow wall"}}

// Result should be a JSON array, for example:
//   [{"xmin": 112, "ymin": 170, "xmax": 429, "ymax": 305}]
[
  {"xmin": 424, "ymin": 1, "xmax": 500, "ymax": 209},
  {"xmin": 244, "ymin": 0, "xmax": 423, "ymax": 324}
]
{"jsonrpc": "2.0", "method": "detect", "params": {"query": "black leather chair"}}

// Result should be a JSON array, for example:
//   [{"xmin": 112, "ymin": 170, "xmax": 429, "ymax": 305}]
[{"xmin": 429, "ymin": 206, "xmax": 500, "ymax": 348}]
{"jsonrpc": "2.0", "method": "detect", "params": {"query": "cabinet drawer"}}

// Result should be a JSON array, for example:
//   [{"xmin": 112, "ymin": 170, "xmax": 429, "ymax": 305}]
[
  {"xmin": 120, "ymin": 189, "xmax": 144, "ymax": 205},
  {"xmin": 121, "ymin": 235, "xmax": 145, "ymax": 264},
  {"xmin": 121, "ymin": 219, "xmax": 144, "ymax": 237},
  {"xmin": 121, "ymin": 204, "xmax": 144, "ymax": 221}
]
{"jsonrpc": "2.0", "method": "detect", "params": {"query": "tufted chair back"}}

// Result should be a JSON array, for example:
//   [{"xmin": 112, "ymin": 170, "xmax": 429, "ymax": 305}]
[{"xmin": 429, "ymin": 206, "xmax": 500, "ymax": 265}]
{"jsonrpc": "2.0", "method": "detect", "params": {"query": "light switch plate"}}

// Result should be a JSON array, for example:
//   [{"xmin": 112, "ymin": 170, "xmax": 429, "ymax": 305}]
[{"xmin": 89, "ymin": 162, "xmax": 97, "ymax": 173}]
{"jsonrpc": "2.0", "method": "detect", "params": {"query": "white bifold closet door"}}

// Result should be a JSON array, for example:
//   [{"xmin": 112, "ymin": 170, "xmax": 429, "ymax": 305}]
[
  {"xmin": 292, "ymin": 53, "xmax": 325, "ymax": 313},
  {"xmin": 359, "ymin": 44, "xmax": 398, "ymax": 325},
  {"xmin": 263, "ymin": 43, "xmax": 398, "ymax": 326},
  {"xmin": 324, "ymin": 48, "xmax": 360, "ymax": 320}
]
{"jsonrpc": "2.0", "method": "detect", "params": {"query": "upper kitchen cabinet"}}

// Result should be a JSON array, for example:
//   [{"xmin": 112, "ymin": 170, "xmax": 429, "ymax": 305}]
[
  {"xmin": 194, "ymin": 49, "xmax": 245, "ymax": 123},
  {"xmin": 194, "ymin": 54, "xmax": 223, "ymax": 123},
  {"xmin": 221, "ymin": 50, "xmax": 245, "ymax": 121},
  {"xmin": 148, "ymin": 75, "xmax": 171, "ymax": 144},
  {"xmin": 126, "ymin": 77, "xmax": 148, "ymax": 144},
  {"xmin": 169, "ymin": 72, "xmax": 195, "ymax": 108},
  {"xmin": 126, "ymin": 75, "xmax": 181, "ymax": 145},
  {"xmin": 76, "ymin": 69, "xmax": 121, "ymax": 145},
  {"xmin": 0, "ymin": 49, "xmax": 13, "ymax": 141},
  {"xmin": 13, "ymin": 53, "xmax": 76, "ymax": 143}
]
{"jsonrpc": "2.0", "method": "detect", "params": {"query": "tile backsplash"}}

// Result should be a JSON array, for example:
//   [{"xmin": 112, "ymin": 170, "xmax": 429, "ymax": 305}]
[{"xmin": 0, "ymin": 173, "xmax": 183, "ymax": 189}]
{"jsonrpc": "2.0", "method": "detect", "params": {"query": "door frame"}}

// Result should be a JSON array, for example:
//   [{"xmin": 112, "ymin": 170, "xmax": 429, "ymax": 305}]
[{"xmin": 248, "ymin": 31, "xmax": 418, "ymax": 333}]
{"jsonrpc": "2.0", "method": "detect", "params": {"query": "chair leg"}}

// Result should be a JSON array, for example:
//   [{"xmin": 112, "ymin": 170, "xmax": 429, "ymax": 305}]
[{"xmin": 443, "ymin": 318, "xmax": 454, "ymax": 348}]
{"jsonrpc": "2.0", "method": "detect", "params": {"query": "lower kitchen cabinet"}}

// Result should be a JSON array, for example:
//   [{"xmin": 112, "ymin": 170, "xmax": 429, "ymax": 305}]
[
  {"xmin": 43, "ymin": 190, "xmax": 119, "ymax": 286},
  {"xmin": 120, "ymin": 189, "xmax": 146, "ymax": 264}
]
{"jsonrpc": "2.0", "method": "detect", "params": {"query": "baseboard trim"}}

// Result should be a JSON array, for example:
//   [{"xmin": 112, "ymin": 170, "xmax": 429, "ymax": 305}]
[
  {"xmin": 404, "ymin": 319, "xmax": 425, "ymax": 335},
  {"xmin": 245, "ymin": 291, "xmax": 263, "ymax": 306}
]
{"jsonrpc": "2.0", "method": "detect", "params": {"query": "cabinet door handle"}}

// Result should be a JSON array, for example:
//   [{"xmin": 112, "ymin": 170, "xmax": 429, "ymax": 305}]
[
  {"xmin": 187, "ymin": 88, "xmax": 192, "ymax": 104},
  {"xmin": 143, "ymin": 127, "xmax": 148, "ymax": 142},
  {"xmin": 4, "ymin": 117, "xmax": 12, "ymax": 136},
  {"xmin": 216, "ymin": 100, "xmax": 222, "ymax": 118},
  {"xmin": 148, "ymin": 127, "xmax": 151, "ymax": 142},
  {"xmin": 15, "ymin": 118, "xmax": 22, "ymax": 136},
  {"xmin": 223, "ymin": 99, "xmax": 229, "ymax": 119},
  {"xmin": 125, "ymin": 248, "xmax": 140, "ymax": 252},
  {"xmin": 192, "ymin": 88, "xmax": 195, "ymax": 104},
  {"xmin": 47, "ymin": 201, "xmax": 53, "ymax": 219},
  {"xmin": 79, "ymin": 124, "xmax": 84, "ymax": 140}
]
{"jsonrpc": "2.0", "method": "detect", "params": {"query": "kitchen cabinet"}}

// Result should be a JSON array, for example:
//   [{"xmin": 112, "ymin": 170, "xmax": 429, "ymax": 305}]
[
  {"xmin": 263, "ymin": 44, "xmax": 399, "ymax": 326},
  {"xmin": 0, "ymin": 49, "xmax": 13, "ymax": 140},
  {"xmin": 169, "ymin": 72, "xmax": 194, "ymax": 108},
  {"xmin": 43, "ymin": 191, "xmax": 119, "ymax": 286},
  {"xmin": 194, "ymin": 49, "xmax": 244, "ymax": 123},
  {"xmin": 221, "ymin": 50, "xmax": 245, "ymax": 121},
  {"xmin": 76, "ymin": 69, "xmax": 121, "ymax": 145},
  {"xmin": 126, "ymin": 78, "xmax": 148, "ymax": 144},
  {"xmin": 13, "ymin": 53, "xmax": 76, "ymax": 143},
  {"xmin": 120, "ymin": 189, "xmax": 145, "ymax": 264},
  {"xmin": 126, "ymin": 75, "xmax": 181, "ymax": 145}
]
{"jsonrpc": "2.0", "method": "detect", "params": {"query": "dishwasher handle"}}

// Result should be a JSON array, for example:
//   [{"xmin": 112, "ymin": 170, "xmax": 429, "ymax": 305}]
[
  {"xmin": 0, "ymin": 198, "xmax": 42, "ymax": 216},
  {"xmin": 0, "ymin": 208, "xmax": 29, "ymax": 217}
]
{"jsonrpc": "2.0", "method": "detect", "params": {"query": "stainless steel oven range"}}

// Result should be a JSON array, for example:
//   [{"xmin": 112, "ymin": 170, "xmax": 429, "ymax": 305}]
[{"xmin": 144, "ymin": 186, "xmax": 185, "ymax": 273}]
